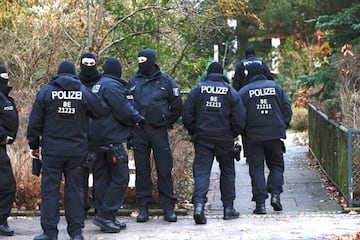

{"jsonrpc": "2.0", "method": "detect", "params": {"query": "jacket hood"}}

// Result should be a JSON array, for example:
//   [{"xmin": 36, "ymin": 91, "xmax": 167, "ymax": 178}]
[
  {"xmin": 248, "ymin": 74, "xmax": 267, "ymax": 83},
  {"xmin": 0, "ymin": 84, "xmax": 12, "ymax": 96},
  {"xmin": 52, "ymin": 74, "xmax": 81, "ymax": 90},
  {"xmin": 205, "ymin": 73, "xmax": 229, "ymax": 83}
]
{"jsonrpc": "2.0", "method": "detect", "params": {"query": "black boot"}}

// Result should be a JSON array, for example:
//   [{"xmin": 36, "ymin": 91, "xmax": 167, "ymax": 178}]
[
  {"xmin": 92, "ymin": 215, "xmax": 120, "ymax": 233},
  {"xmin": 136, "ymin": 206, "xmax": 149, "ymax": 222},
  {"xmin": 223, "ymin": 207, "xmax": 240, "ymax": 220},
  {"xmin": 271, "ymin": 193, "xmax": 283, "ymax": 211},
  {"xmin": 253, "ymin": 202, "xmax": 266, "ymax": 215},
  {"xmin": 101, "ymin": 217, "xmax": 126, "ymax": 232},
  {"xmin": 193, "ymin": 203, "xmax": 207, "ymax": 224},
  {"xmin": 0, "ymin": 223, "xmax": 14, "ymax": 236},
  {"xmin": 164, "ymin": 209, "xmax": 177, "ymax": 222},
  {"xmin": 114, "ymin": 218, "xmax": 127, "ymax": 230},
  {"xmin": 33, "ymin": 233, "xmax": 58, "ymax": 240}
]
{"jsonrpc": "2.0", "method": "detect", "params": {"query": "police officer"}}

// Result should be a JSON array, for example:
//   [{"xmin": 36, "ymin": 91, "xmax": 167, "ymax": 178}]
[
  {"xmin": 90, "ymin": 57, "xmax": 145, "ymax": 233},
  {"xmin": 238, "ymin": 61, "xmax": 292, "ymax": 215},
  {"xmin": 233, "ymin": 46, "xmax": 274, "ymax": 161},
  {"xmin": 27, "ymin": 61, "xmax": 108, "ymax": 240},
  {"xmin": 182, "ymin": 62, "xmax": 246, "ymax": 224},
  {"xmin": 78, "ymin": 52, "xmax": 102, "ymax": 213},
  {"xmin": 127, "ymin": 48, "xmax": 183, "ymax": 223},
  {"xmin": 79, "ymin": 52, "xmax": 101, "ymax": 88},
  {"xmin": 0, "ymin": 65, "xmax": 18, "ymax": 236},
  {"xmin": 232, "ymin": 46, "xmax": 273, "ymax": 91}
]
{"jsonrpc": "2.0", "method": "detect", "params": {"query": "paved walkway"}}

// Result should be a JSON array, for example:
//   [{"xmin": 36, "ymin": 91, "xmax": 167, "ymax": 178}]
[{"xmin": 6, "ymin": 132, "xmax": 360, "ymax": 240}]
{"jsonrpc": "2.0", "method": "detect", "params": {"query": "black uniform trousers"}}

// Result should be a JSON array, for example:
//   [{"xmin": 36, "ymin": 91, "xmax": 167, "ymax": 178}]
[
  {"xmin": 0, "ymin": 145, "xmax": 16, "ymax": 225},
  {"xmin": 192, "ymin": 138, "xmax": 235, "ymax": 208},
  {"xmin": 40, "ymin": 155, "xmax": 84, "ymax": 238},
  {"xmin": 93, "ymin": 144, "xmax": 129, "ymax": 219},
  {"xmin": 82, "ymin": 167, "xmax": 91, "ymax": 212},
  {"xmin": 132, "ymin": 125, "xmax": 176, "ymax": 211},
  {"xmin": 247, "ymin": 139, "xmax": 284, "ymax": 203}
]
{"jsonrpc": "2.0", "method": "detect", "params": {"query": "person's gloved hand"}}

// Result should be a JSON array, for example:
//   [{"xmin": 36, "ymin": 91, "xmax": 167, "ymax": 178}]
[
  {"xmin": 30, "ymin": 148, "xmax": 40, "ymax": 159},
  {"xmin": 233, "ymin": 143, "xmax": 242, "ymax": 161},
  {"xmin": 135, "ymin": 119, "xmax": 145, "ymax": 129},
  {"xmin": 126, "ymin": 138, "xmax": 134, "ymax": 150},
  {"xmin": 83, "ymin": 151, "xmax": 97, "ymax": 170},
  {"xmin": 32, "ymin": 158, "xmax": 42, "ymax": 177},
  {"xmin": 1, "ymin": 136, "xmax": 14, "ymax": 145}
]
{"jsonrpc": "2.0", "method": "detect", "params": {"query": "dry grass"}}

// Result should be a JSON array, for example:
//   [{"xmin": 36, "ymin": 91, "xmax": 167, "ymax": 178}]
[{"xmin": 289, "ymin": 106, "xmax": 308, "ymax": 132}]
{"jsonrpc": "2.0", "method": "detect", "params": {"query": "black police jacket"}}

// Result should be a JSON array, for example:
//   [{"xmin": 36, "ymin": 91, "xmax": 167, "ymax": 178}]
[
  {"xmin": 127, "ymin": 65, "xmax": 182, "ymax": 128},
  {"xmin": 88, "ymin": 74, "xmax": 144, "ymax": 147},
  {"xmin": 182, "ymin": 73, "xmax": 246, "ymax": 142},
  {"xmin": 238, "ymin": 74, "xmax": 292, "ymax": 142},
  {"xmin": 0, "ymin": 85, "xmax": 18, "ymax": 143},
  {"xmin": 27, "ymin": 74, "xmax": 108, "ymax": 157},
  {"xmin": 232, "ymin": 55, "xmax": 273, "ymax": 91}
]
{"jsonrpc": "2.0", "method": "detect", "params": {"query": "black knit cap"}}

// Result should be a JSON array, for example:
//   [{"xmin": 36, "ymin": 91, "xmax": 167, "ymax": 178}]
[
  {"xmin": 0, "ymin": 64, "xmax": 9, "ymax": 85},
  {"xmin": 57, "ymin": 61, "xmax": 76, "ymax": 75},
  {"xmin": 245, "ymin": 46, "xmax": 255, "ymax": 57},
  {"xmin": 245, "ymin": 62, "xmax": 263, "ymax": 81},
  {"xmin": 207, "ymin": 62, "xmax": 223, "ymax": 75},
  {"xmin": 103, "ymin": 57, "xmax": 122, "ymax": 79}
]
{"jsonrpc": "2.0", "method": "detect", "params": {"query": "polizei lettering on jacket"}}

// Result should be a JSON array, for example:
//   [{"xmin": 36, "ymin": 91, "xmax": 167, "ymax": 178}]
[
  {"xmin": 51, "ymin": 91, "xmax": 82, "ymax": 100},
  {"xmin": 248, "ymin": 87, "xmax": 275, "ymax": 98},
  {"xmin": 200, "ymin": 86, "xmax": 228, "ymax": 95},
  {"xmin": 243, "ymin": 60, "xmax": 263, "ymax": 66}
]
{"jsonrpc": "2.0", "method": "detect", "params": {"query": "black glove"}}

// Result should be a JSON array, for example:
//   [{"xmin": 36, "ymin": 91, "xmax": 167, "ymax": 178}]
[
  {"xmin": 126, "ymin": 137, "xmax": 134, "ymax": 150},
  {"xmin": 83, "ymin": 151, "xmax": 97, "ymax": 170},
  {"xmin": 281, "ymin": 141, "xmax": 286, "ymax": 153},
  {"xmin": 32, "ymin": 158, "xmax": 42, "ymax": 177},
  {"xmin": 167, "ymin": 122, "xmax": 174, "ymax": 129},
  {"xmin": 135, "ymin": 119, "xmax": 145, "ymax": 129},
  {"xmin": 233, "ymin": 143, "xmax": 242, "ymax": 161}
]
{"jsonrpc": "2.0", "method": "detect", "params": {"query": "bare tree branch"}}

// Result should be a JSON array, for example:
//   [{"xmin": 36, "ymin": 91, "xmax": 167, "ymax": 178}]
[
  {"xmin": 96, "ymin": 5, "xmax": 173, "ymax": 51},
  {"xmin": 98, "ymin": 30, "xmax": 154, "ymax": 56},
  {"xmin": 93, "ymin": 0, "xmax": 105, "ymax": 50}
]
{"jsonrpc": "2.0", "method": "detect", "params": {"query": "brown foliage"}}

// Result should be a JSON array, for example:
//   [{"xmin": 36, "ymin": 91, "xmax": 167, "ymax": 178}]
[{"xmin": 293, "ymin": 88, "xmax": 310, "ymax": 108}]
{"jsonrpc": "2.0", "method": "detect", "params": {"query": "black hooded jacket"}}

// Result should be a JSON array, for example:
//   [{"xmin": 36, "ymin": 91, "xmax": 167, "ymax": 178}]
[
  {"xmin": 182, "ymin": 73, "xmax": 246, "ymax": 142},
  {"xmin": 88, "ymin": 74, "xmax": 144, "ymax": 147},
  {"xmin": 0, "ymin": 85, "xmax": 18, "ymax": 143},
  {"xmin": 127, "ymin": 65, "xmax": 182, "ymax": 128},
  {"xmin": 238, "ymin": 74, "xmax": 292, "ymax": 142},
  {"xmin": 27, "ymin": 74, "xmax": 108, "ymax": 157},
  {"xmin": 233, "ymin": 54, "xmax": 273, "ymax": 91}
]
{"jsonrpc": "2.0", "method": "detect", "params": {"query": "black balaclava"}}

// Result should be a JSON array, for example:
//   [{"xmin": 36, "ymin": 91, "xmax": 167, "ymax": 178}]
[
  {"xmin": 0, "ymin": 64, "xmax": 9, "ymax": 86},
  {"xmin": 245, "ymin": 46, "xmax": 255, "ymax": 58},
  {"xmin": 79, "ymin": 52, "xmax": 99, "ymax": 83},
  {"xmin": 103, "ymin": 57, "xmax": 122, "ymax": 80},
  {"xmin": 207, "ymin": 62, "xmax": 223, "ymax": 75},
  {"xmin": 138, "ymin": 48, "xmax": 156, "ymax": 76},
  {"xmin": 58, "ymin": 61, "xmax": 76, "ymax": 75}
]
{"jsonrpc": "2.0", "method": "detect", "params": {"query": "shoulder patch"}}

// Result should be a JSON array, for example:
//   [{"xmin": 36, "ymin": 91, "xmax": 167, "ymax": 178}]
[
  {"xmin": 92, "ymin": 84, "xmax": 101, "ymax": 93},
  {"xmin": 173, "ymin": 88, "xmax": 179, "ymax": 97}
]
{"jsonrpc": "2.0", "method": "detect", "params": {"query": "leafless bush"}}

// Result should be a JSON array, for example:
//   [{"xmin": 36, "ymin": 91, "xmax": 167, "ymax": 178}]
[
  {"xmin": 336, "ymin": 45, "xmax": 360, "ymax": 129},
  {"xmin": 0, "ymin": 2, "xmax": 86, "ymax": 210}
]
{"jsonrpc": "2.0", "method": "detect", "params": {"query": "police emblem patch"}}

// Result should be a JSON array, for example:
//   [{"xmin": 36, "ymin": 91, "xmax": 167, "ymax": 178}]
[
  {"xmin": 92, "ymin": 84, "xmax": 101, "ymax": 93},
  {"xmin": 173, "ymin": 88, "xmax": 179, "ymax": 96}
]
